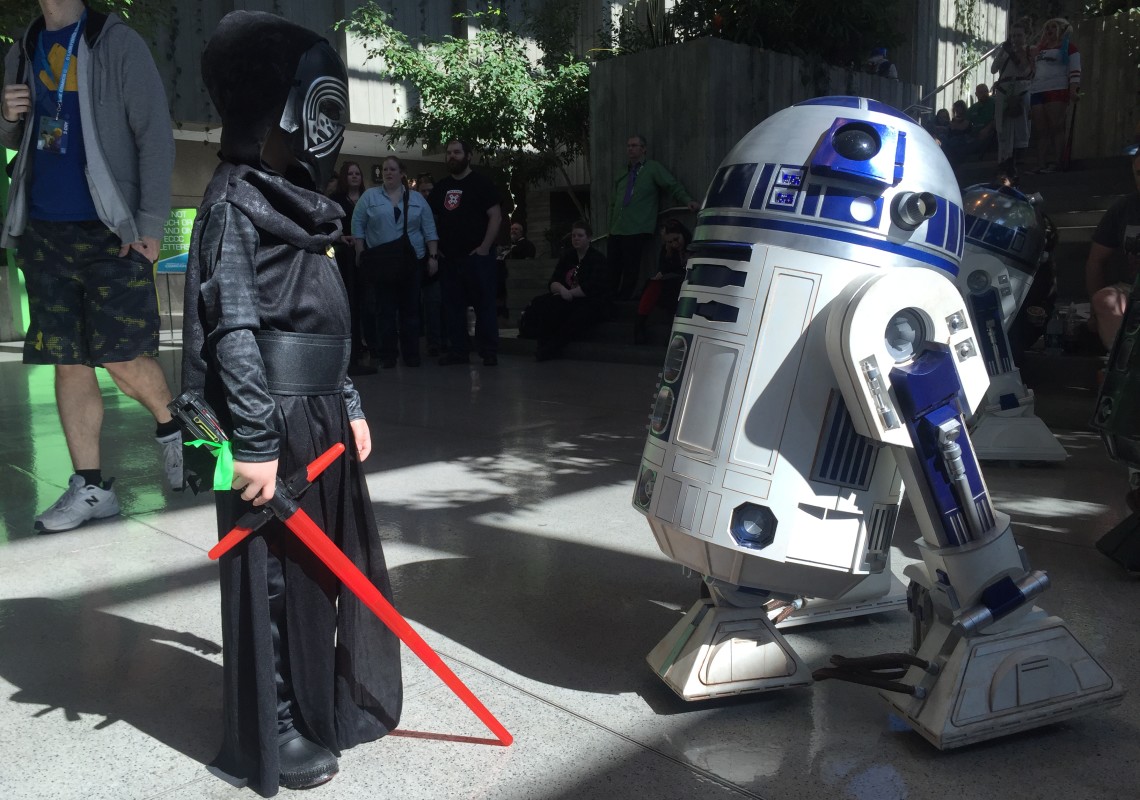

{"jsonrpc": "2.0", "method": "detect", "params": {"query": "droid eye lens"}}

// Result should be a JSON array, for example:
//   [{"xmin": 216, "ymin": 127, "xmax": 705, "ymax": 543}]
[
  {"xmin": 966, "ymin": 270, "xmax": 991, "ymax": 293},
  {"xmin": 832, "ymin": 123, "xmax": 881, "ymax": 161},
  {"xmin": 884, "ymin": 308, "xmax": 926, "ymax": 362}
]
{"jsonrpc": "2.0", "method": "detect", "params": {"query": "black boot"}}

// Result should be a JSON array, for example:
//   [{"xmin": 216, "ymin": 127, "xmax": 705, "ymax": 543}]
[
  {"xmin": 269, "ymin": 552, "xmax": 338, "ymax": 790},
  {"xmin": 279, "ymin": 729, "xmax": 338, "ymax": 790}
]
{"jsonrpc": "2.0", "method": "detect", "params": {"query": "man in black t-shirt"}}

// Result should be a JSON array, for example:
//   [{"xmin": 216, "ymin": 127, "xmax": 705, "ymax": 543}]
[
  {"xmin": 1086, "ymin": 152, "xmax": 1140, "ymax": 349},
  {"xmin": 428, "ymin": 139, "xmax": 503, "ymax": 366}
]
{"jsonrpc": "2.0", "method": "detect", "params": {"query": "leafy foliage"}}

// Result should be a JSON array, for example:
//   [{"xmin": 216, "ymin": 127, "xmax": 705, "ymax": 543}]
[
  {"xmin": 338, "ymin": 1, "xmax": 590, "ymax": 193},
  {"xmin": 603, "ymin": 0, "xmax": 904, "ymax": 67},
  {"xmin": 1083, "ymin": 1, "xmax": 1140, "ymax": 14},
  {"xmin": 0, "ymin": 1, "xmax": 166, "ymax": 45},
  {"xmin": 1080, "ymin": 3, "xmax": 1140, "ymax": 68}
]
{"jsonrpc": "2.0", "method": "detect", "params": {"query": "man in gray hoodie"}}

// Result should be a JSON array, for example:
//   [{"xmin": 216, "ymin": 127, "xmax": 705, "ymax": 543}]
[{"xmin": 1, "ymin": 0, "xmax": 181, "ymax": 532}]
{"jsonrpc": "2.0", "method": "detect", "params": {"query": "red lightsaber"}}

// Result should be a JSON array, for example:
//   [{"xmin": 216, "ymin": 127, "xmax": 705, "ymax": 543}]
[
  {"xmin": 209, "ymin": 443, "xmax": 513, "ymax": 747},
  {"xmin": 208, "ymin": 443, "xmax": 347, "ymax": 559}
]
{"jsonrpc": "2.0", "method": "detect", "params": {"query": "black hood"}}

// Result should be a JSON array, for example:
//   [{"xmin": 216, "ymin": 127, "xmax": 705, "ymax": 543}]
[
  {"xmin": 201, "ymin": 11, "xmax": 325, "ymax": 176},
  {"xmin": 217, "ymin": 162, "xmax": 344, "ymax": 253}
]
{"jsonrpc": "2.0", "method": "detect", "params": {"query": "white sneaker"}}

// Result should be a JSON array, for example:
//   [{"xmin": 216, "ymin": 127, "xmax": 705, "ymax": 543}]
[
  {"xmin": 156, "ymin": 430, "xmax": 185, "ymax": 490},
  {"xmin": 35, "ymin": 475, "xmax": 121, "ymax": 533}
]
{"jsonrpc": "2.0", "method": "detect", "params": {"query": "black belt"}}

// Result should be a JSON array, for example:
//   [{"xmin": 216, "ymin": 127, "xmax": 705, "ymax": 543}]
[{"xmin": 254, "ymin": 331, "xmax": 350, "ymax": 396}]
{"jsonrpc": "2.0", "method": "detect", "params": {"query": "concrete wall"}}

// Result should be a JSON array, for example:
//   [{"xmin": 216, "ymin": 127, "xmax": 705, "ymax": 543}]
[
  {"xmin": 893, "ymin": 0, "xmax": 1012, "ymax": 116},
  {"xmin": 1072, "ymin": 12, "xmax": 1140, "ymax": 159},
  {"xmin": 589, "ymin": 37, "xmax": 922, "ymax": 239}
]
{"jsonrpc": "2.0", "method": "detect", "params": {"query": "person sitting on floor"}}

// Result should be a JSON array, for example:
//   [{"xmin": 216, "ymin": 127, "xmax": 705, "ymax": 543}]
[{"xmin": 519, "ymin": 220, "xmax": 608, "ymax": 361}]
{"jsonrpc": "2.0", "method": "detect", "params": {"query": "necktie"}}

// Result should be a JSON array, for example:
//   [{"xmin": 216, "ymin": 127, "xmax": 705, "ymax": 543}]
[{"xmin": 622, "ymin": 163, "xmax": 641, "ymax": 207}]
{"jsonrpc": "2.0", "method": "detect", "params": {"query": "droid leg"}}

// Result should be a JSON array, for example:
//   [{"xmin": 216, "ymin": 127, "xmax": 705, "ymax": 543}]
[
  {"xmin": 965, "ymin": 282, "xmax": 1066, "ymax": 462},
  {"xmin": 823, "ymin": 268, "xmax": 1122, "ymax": 749},
  {"xmin": 883, "ymin": 360, "xmax": 1118, "ymax": 747}
]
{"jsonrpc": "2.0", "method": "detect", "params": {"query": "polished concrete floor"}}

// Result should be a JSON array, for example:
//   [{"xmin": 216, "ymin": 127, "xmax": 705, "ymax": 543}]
[{"xmin": 0, "ymin": 336, "xmax": 1137, "ymax": 800}]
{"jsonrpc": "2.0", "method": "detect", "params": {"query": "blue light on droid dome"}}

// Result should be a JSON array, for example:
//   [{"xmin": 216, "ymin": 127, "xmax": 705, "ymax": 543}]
[{"xmin": 777, "ymin": 168, "xmax": 803, "ymax": 187}]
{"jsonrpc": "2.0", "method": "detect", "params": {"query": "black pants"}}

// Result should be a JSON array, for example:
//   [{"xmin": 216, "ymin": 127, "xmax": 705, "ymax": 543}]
[
  {"xmin": 608, "ymin": 233, "xmax": 653, "ymax": 301},
  {"xmin": 371, "ymin": 272, "xmax": 422, "ymax": 364},
  {"xmin": 441, "ymin": 253, "xmax": 499, "ymax": 358},
  {"xmin": 525, "ymin": 293, "xmax": 603, "ymax": 353}
]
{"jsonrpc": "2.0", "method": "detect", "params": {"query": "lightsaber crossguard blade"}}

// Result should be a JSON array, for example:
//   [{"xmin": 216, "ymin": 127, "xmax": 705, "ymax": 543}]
[
  {"xmin": 208, "ymin": 443, "xmax": 347, "ymax": 560},
  {"xmin": 208, "ymin": 444, "xmax": 513, "ymax": 747}
]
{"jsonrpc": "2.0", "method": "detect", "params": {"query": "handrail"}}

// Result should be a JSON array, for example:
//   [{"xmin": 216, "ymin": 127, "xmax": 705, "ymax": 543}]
[
  {"xmin": 591, "ymin": 205, "xmax": 697, "ymax": 243},
  {"xmin": 905, "ymin": 42, "xmax": 1003, "ymax": 117}
]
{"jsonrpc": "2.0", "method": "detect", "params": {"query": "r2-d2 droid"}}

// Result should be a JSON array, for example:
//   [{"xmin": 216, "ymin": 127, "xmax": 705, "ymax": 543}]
[
  {"xmin": 633, "ymin": 97, "xmax": 1121, "ymax": 748},
  {"xmin": 957, "ymin": 183, "xmax": 1066, "ymax": 461}
]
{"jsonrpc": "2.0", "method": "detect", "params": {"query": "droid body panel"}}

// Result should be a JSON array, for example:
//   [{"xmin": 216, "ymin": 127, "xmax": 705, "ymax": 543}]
[
  {"xmin": 957, "ymin": 184, "xmax": 1066, "ymax": 461},
  {"xmin": 636, "ymin": 98, "xmax": 961, "ymax": 602},
  {"xmin": 637, "ymin": 97, "xmax": 1121, "ymax": 741}
]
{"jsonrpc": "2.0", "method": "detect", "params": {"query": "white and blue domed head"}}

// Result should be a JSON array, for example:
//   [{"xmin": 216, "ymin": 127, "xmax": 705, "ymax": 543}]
[
  {"xmin": 961, "ymin": 183, "xmax": 1047, "ymax": 278},
  {"xmin": 696, "ymin": 97, "xmax": 964, "ymax": 276}
]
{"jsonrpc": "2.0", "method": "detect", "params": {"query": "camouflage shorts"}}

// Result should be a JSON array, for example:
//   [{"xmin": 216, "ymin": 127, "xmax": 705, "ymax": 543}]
[{"xmin": 16, "ymin": 219, "xmax": 160, "ymax": 366}]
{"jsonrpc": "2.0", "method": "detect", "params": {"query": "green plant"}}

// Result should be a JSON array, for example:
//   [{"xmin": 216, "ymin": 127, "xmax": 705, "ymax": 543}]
[
  {"xmin": 595, "ymin": 0, "xmax": 676, "ymax": 58},
  {"xmin": 953, "ymin": 0, "xmax": 986, "ymax": 90},
  {"xmin": 338, "ymin": 2, "xmax": 591, "ymax": 216}
]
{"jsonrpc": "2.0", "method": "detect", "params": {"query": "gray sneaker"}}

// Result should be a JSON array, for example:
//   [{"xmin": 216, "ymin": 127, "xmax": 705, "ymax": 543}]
[
  {"xmin": 156, "ymin": 430, "xmax": 185, "ymax": 490},
  {"xmin": 35, "ymin": 475, "xmax": 121, "ymax": 533}
]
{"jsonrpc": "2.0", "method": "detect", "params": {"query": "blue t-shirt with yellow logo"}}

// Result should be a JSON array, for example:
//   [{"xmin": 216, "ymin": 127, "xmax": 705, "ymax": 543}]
[{"xmin": 29, "ymin": 19, "xmax": 98, "ymax": 221}]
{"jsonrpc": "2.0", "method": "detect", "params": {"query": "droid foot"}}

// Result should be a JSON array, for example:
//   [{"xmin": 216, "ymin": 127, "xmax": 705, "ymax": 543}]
[
  {"xmin": 646, "ymin": 599, "xmax": 811, "ymax": 700},
  {"xmin": 882, "ymin": 614, "xmax": 1123, "ymax": 749},
  {"xmin": 970, "ymin": 413, "xmax": 1067, "ymax": 462},
  {"xmin": 1095, "ymin": 512, "xmax": 1140, "ymax": 572}
]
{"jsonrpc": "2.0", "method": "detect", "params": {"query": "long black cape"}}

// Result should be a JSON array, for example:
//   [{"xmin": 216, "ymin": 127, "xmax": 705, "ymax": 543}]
[{"xmin": 181, "ymin": 162, "xmax": 402, "ymax": 797}]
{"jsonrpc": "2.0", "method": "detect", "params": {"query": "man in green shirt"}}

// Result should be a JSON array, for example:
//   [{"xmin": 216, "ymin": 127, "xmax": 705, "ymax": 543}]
[
  {"xmin": 608, "ymin": 135, "xmax": 698, "ymax": 301},
  {"xmin": 966, "ymin": 83, "xmax": 996, "ymax": 151}
]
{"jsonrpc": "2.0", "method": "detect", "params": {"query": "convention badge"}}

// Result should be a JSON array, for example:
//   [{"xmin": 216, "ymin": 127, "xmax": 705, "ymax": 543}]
[{"xmin": 37, "ymin": 115, "xmax": 69, "ymax": 154}]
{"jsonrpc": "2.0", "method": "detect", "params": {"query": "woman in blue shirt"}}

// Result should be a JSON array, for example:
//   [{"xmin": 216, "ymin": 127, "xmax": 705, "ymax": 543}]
[{"xmin": 352, "ymin": 156, "xmax": 439, "ymax": 367}]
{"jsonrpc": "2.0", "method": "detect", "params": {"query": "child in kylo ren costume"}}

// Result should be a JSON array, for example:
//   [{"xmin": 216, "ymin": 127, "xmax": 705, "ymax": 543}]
[{"xmin": 181, "ymin": 11, "xmax": 402, "ymax": 795}]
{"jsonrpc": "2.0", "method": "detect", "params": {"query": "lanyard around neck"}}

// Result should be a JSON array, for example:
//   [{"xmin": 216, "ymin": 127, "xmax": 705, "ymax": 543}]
[{"xmin": 50, "ymin": 12, "xmax": 86, "ymax": 121}]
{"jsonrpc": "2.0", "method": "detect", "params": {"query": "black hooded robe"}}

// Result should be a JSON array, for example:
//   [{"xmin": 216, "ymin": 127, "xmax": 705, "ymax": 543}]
[{"xmin": 181, "ymin": 162, "xmax": 402, "ymax": 797}]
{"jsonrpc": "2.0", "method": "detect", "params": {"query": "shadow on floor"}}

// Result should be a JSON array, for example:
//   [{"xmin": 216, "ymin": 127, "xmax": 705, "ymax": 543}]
[{"xmin": 0, "ymin": 596, "xmax": 222, "ymax": 764}]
